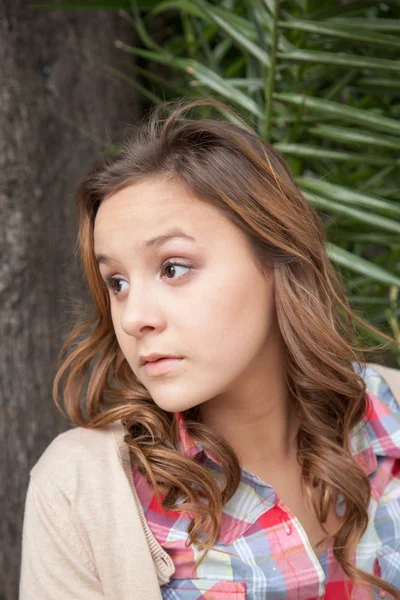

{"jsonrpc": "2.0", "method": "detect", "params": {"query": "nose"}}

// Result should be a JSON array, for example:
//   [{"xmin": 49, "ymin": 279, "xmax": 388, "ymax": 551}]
[{"xmin": 120, "ymin": 280, "xmax": 165, "ymax": 337}]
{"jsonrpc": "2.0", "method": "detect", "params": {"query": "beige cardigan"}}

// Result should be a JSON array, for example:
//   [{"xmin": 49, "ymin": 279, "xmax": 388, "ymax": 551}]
[
  {"xmin": 19, "ymin": 418, "xmax": 175, "ymax": 599},
  {"xmin": 19, "ymin": 363, "xmax": 400, "ymax": 599}
]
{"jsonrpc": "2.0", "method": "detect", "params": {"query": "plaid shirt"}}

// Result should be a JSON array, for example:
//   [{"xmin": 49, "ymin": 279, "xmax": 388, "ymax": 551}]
[{"xmin": 132, "ymin": 365, "xmax": 400, "ymax": 599}]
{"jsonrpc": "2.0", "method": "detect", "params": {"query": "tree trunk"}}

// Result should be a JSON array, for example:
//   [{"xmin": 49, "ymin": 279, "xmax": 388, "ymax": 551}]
[{"xmin": 0, "ymin": 3, "xmax": 139, "ymax": 597}]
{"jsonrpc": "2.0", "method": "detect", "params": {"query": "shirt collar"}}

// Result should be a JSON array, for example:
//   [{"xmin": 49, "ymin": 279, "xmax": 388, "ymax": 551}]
[
  {"xmin": 174, "ymin": 411, "xmax": 208, "ymax": 461},
  {"xmin": 174, "ymin": 389, "xmax": 400, "ymax": 478}
]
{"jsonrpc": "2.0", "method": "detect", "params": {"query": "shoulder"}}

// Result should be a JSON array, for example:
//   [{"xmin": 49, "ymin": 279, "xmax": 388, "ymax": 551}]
[
  {"xmin": 359, "ymin": 362, "xmax": 400, "ymax": 416},
  {"xmin": 352, "ymin": 362, "xmax": 400, "ymax": 463},
  {"xmin": 30, "ymin": 420, "xmax": 126, "ymax": 500},
  {"xmin": 351, "ymin": 361, "xmax": 400, "ymax": 418}
]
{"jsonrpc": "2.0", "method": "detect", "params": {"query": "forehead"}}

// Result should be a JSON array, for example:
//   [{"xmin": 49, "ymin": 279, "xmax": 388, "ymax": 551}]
[{"xmin": 93, "ymin": 178, "xmax": 231, "ymax": 249}]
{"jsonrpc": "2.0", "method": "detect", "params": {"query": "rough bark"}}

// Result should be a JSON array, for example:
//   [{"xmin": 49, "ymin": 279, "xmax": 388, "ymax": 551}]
[{"xmin": 0, "ymin": 2, "xmax": 139, "ymax": 597}]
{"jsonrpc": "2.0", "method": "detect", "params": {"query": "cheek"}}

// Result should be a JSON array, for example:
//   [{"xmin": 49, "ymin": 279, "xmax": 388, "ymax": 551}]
[
  {"xmin": 110, "ymin": 310, "xmax": 122, "ymax": 341},
  {"xmin": 191, "ymin": 269, "xmax": 274, "ymax": 362},
  {"xmin": 110, "ymin": 309, "xmax": 133, "ymax": 361}
]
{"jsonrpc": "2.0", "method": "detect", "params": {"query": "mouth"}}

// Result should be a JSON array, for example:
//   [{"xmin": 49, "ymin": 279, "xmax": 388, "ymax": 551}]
[
  {"xmin": 142, "ymin": 357, "xmax": 183, "ymax": 376},
  {"xmin": 145, "ymin": 357, "xmax": 170, "ymax": 364}
]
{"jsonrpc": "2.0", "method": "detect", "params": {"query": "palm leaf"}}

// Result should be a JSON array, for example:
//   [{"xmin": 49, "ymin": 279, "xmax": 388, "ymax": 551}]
[
  {"xmin": 273, "ymin": 93, "xmax": 400, "ymax": 136},
  {"xmin": 327, "ymin": 244, "xmax": 400, "ymax": 288}
]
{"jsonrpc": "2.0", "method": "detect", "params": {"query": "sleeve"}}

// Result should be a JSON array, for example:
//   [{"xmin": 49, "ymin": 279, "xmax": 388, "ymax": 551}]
[
  {"xmin": 375, "ymin": 462, "xmax": 400, "ymax": 593},
  {"xmin": 19, "ymin": 477, "xmax": 105, "ymax": 600},
  {"xmin": 361, "ymin": 364, "xmax": 400, "ymax": 416}
]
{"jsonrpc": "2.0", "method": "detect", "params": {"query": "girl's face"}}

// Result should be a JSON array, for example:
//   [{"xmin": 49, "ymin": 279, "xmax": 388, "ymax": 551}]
[{"xmin": 93, "ymin": 177, "xmax": 282, "ymax": 413}]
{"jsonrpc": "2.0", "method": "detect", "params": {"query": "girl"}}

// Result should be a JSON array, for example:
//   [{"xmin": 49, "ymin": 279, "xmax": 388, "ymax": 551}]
[{"xmin": 20, "ymin": 98, "xmax": 400, "ymax": 599}]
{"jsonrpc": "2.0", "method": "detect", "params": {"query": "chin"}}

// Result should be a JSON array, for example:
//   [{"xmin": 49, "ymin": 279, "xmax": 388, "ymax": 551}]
[{"xmin": 152, "ymin": 397, "xmax": 201, "ymax": 414}]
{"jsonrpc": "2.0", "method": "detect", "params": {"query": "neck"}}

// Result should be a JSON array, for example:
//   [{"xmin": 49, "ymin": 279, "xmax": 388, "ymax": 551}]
[{"xmin": 199, "ymin": 338, "xmax": 299, "ymax": 470}]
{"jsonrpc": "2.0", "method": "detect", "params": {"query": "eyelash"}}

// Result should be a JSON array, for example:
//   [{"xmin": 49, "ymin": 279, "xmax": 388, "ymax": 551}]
[{"xmin": 102, "ymin": 260, "xmax": 192, "ymax": 296}]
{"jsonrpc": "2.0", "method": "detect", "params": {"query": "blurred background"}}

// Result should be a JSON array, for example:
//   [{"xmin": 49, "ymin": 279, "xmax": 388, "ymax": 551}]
[{"xmin": 1, "ymin": 0, "xmax": 400, "ymax": 597}]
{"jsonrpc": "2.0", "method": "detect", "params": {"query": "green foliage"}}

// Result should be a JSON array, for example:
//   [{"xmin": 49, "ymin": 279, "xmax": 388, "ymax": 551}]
[
  {"xmin": 32, "ymin": 0, "xmax": 400, "ymax": 362},
  {"xmin": 116, "ymin": 0, "xmax": 400, "ymax": 362}
]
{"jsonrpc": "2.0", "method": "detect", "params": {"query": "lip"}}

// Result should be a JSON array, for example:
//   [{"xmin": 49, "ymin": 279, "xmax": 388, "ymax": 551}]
[
  {"xmin": 139, "ymin": 352, "xmax": 180, "ymax": 366},
  {"xmin": 143, "ymin": 357, "xmax": 183, "ymax": 376}
]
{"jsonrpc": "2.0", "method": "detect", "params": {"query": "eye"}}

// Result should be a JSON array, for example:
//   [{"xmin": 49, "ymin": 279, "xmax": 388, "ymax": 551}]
[
  {"xmin": 102, "ymin": 260, "xmax": 192, "ymax": 297},
  {"xmin": 160, "ymin": 260, "xmax": 191, "ymax": 280},
  {"xmin": 103, "ymin": 277, "xmax": 129, "ymax": 295}
]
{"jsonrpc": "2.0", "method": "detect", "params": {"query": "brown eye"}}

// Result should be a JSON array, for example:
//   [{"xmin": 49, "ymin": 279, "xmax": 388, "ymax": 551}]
[
  {"xmin": 111, "ymin": 279, "xmax": 123, "ymax": 293},
  {"xmin": 104, "ymin": 277, "xmax": 128, "ymax": 295},
  {"xmin": 164, "ymin": 264, "xmax": 177, "ymax": 279},
  {"xmin": 161, "ymin": 261, "xmax": 191, "ymax": 280}
]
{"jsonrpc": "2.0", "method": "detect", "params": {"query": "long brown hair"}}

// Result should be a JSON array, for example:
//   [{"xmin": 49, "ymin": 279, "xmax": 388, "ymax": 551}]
[{"xmin": 54, "ymin": 97, "xmax": 399, "ymax": 598}]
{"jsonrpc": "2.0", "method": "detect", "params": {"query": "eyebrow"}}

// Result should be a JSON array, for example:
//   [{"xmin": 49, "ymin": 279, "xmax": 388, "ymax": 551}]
[{"xmin": 95, "ymin": 228, "xmax": 197, "ymax": 267}]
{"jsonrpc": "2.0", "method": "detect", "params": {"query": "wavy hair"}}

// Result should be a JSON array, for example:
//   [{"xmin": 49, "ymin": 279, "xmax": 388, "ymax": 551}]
[{"xmin": 54, "ymin": 97, "xmax": 398, "ymax": 598}]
